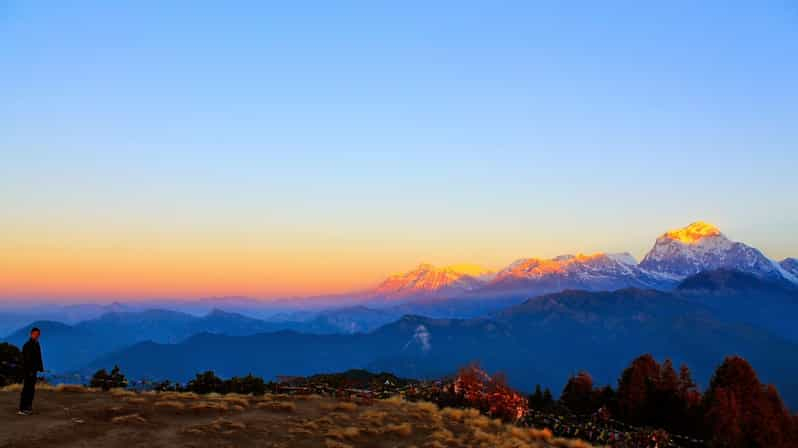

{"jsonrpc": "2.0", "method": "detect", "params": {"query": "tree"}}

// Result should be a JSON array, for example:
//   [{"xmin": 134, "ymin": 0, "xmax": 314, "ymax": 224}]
[
  {"xmin": 529, "ymin": 384, "xmax": 544, "ymax": 408},
  {"xmin": 485, "ymin": 372, "xmax": 527, "ymax": 421},
  {"xmin": 454, "ymin": 363, "xmax": 490, "ymax": 406},
  {"xmin": 153, "ymin": 379, "xmax": 181, "ymax": 392},
  {"xmin": 705, "ymin": 386, "xmax": 743, "ymax": 447},
  {"xmin": 186, "ymin": 371, "xmax": 224, "ymax": 394},
  {"xmin": 592, "ymin": 384, "xmax": 616, "ymax": 415},
  {"xmin": 542, "ymin": 388, "xmax": 553, "ymax": 408},
  {"xmin": 616, "ymin": 354, "xmax": 660, "ymax": 424},
  {"xmin": 0, "ymin": 343, "xmax": 24, "ymax": 387},
  {"xmin": 653, "ymin": 359, "xmax": 681, "ymax": 428},
  {"xmin": 225, "ymin": 373, "xmax": 267, "ymax": 395},
  {"xmin": 678, "ymin": 363, "xmax": 697, "ymax": 399},
  {"xmin": 704, "ymin": 356, "xmax": 794, "ymax": 447},
  {"xmin": 560, "ymin": 371, "xmax": 594, "ymax": 414},
  {"xmin": 90, "ymin": 365, "xmax": 127, "ymax": 391}
]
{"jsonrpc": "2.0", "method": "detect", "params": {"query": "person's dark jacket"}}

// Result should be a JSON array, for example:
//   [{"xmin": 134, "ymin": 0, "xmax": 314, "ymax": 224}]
[{"xmin": 22, "ymin": 339, "xmax": 43, "ymax": 375}]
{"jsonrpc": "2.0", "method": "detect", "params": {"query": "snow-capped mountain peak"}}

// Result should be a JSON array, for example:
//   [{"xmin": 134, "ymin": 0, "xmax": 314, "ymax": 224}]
[
  {"xmin": 373, "ymin": 263, "xmax": 494, "ymax": 300},
  {"xmin": 640, "ymin": 221, "xmax": 788, "ymax": 281},
  {"xmin": 780, "ymin": 258, "xmax": 798, "ymax": 278},
  {"xmin": 607, "ymin": 252, "xmax": 638, "ymax": 266},
  {"xmin": 488, "ymin": 252, "xmax": 670, "ymax": 294}
]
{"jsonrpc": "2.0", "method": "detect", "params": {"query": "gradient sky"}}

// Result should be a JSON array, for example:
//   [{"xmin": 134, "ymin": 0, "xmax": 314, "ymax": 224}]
[{"xmin": 2, "ymin": 1, "xmax": 797, "ymax": 300}]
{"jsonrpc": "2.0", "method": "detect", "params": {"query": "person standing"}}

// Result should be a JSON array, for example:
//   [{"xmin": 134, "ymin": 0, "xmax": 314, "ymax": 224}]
[{"xmin": 18, "ymin": 327, "xmax": 44, "ymax": 415}]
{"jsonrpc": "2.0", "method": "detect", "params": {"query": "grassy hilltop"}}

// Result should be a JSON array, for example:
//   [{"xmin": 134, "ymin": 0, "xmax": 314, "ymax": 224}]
[{"xmin": 0, "ymin": 385, "xmax": 590, "ymax": 448}]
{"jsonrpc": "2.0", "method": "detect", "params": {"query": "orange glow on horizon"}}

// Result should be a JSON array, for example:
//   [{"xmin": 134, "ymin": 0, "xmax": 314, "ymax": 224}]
[{"xmin": 0, "ymin": 240, "xmax": 395, "ymax": 301}]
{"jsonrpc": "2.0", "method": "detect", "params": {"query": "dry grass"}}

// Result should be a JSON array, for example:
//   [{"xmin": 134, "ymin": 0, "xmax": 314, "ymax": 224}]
[
  {"xmin": 219, "ymin": 395, "xmax": 249, "ymax": 408},
  {"xmin": 326, "ymin": 426, "xmax": 360, "ymax": 439},
  {"xmin": 321, "ymin": 401, "xmax": 358, "ymax": 412},
  {"xmin": 182, "ymin": 417, "xmax": 247, "ymax": 435},
  {"xmin": 156, "ymin": 391, "xmax": 199, "ymax": 400},
  {"xmin": 111, "ymin": 413, "xmax": 147, "ymax": 424},
  {"xmin": 384, "ymin": 422, "xmax": 413, "ymax": 436},
  {"xmin": 256, "ymin": 400, "xmax": 296, "ymax": 412},
  {"xmin": 110, "ymin": 388, "xmax": 136, "ymax": 398},
  {"xmin": 360, "ymin": 409, "xmax": 388, "ymax": 426},
  {"xmin": 0, "ymin": 388, "xmax": 594, "ymax": 448},
  {"xmin": 551, "ymin": 439, "xmax": 593, "ymax": 448},
  {"xmin": 188, "ymin": 401, "xmax": 228, "ymax": 412},
  {"xmin": 154, "ymin": 400, "xmax": 187, "ymax": 410},
  {"xmin": 292, "ymin": 393, "xmax": 323, "ymax": 401},
  {"xmin": 324, "ymin": 440, "xmax": 354, "ymax": 448},
  {"xmin": 52, "ymin": 384, "xmax": 95, "ymax": 393}
]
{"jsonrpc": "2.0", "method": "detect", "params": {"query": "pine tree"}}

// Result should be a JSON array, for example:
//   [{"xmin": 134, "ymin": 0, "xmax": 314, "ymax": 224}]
[
  {"xmin": 616, "ymin": 354, "xmax": 660, "ymax": 424},
  {"xmin": 542, "ymin": 388, "xmax": 553, "ymax": 407},
  {"xmin": 704, "ymin": 356, "xmax": 793, "ymax": 447},
  {"xmin": 530, "ymin": 384, "xmax": 544, "ymax": 408},
  {"xmin": 560, "ymin": 371, "xmax": 594, "ymax": 414}
]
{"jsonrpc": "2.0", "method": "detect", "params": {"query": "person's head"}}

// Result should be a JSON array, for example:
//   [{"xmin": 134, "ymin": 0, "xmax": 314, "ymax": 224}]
[{"xmin": 30, "ymin": 327, "xmax": 40, "ymax": 341}]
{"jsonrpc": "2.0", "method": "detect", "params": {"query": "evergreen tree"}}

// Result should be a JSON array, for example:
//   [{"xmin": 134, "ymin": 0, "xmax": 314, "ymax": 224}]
[
  {"xmin": 704, "ymin": 356, "xmax": 794, "ymax": 447},
  {"xmin": 0, "ymin": 343, "xmax": 24, "ymax": 387},
  {"xmin": 542, "ymin": 388, "xmax": 553, "ymax": 408},
  {"xmin": 616, "ymin": 354, "xmax": 660, "ymax": 424},
  {"xmin": 90, "ymin": 365, "xmax": 127, "ymax": 390},
  {"xmin": 529, "ymin": 384, "xmax": 544, "ymax": 408},
  {"xmin": 225, "ymin": 373, "xmax": 267, "ymax": 395},
  {"xmin": 186, "ymin": 371, "xmax": 224, "ymax": 394},
  {"xmin": 560, "ymin": 371, "xmax": 594, "ymax": 414}
]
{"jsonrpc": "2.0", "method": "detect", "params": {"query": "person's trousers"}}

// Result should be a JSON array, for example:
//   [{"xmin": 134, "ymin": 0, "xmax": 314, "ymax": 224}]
[{"xmin": 19, "ymin": 373, "xmax": 36, "ymax": 411}]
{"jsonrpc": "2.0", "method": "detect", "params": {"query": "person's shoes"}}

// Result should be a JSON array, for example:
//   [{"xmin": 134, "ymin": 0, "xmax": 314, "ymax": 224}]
[{"xmin": 17, "ymin": 410, "xmax": 31, "ymax": 416}]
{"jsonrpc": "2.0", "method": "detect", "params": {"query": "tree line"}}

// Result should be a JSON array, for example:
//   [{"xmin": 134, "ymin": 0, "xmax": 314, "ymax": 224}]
[{"xmin": 551, "ymin": 354, "xmax": 797, "ymax": 448}]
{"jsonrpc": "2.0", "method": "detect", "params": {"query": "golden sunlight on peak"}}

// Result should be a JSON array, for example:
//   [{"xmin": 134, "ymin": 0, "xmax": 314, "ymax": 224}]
[
  {"xmin": 444, "ymin": 264, "xmax": 494, "ymax": 277},
  {"xmin": 572, "ymin": 253, "xmax": 607, "ymax": 262},
  {"xmin": 388, "ymin": 263, "xmax": 492, "ymax": 278},
  {"xmin": 664, "ymin": 221, "xmax": 722, "ymax": 244}
]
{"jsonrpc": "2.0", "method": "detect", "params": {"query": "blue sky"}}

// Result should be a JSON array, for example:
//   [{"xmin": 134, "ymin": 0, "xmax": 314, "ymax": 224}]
[{"xmin": 1, "ymin": 1, "xmax": 797, "ymax": 298}]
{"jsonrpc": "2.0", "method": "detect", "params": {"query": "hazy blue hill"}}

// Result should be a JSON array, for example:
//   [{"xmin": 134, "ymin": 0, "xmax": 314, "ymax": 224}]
[
  {"xmin": 88, "ymin": 280, "xmax": 798, "ymax": 408},
  {"xmin": 0, "ymin": 302, "xmax": 129, "ymax": 337},
  {"xmin": 74, "ymin": 309, "xmax": 198, "ymax": 347},
  {"xmin": 4, "ymin": 321, "xmax": 112, "ymax": 371},
  {"xmin": 88, "ymin": 331, "xmax": 373, "ymax": 380},
  {"xmin": 675, "ymin": 269, "xmax": 798, "ymax": 342},
  {"xmin": 301, "ymin": 306, "xmax": 398, "ymax": 334},
  {"xmin": 3, "ymin": 310, "xmax": 307, "ymax": 371},
  {"xmin": 489, "ymin": 287, "xmax": 798, "ymax": 401},
  {"xmin": 677, "ymin": 268, "xmax": 797, "ymax": 292}
]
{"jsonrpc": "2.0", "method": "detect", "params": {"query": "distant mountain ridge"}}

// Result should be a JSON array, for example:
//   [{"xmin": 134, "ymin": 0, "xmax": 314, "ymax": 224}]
[
  {"xmin": 3, "ymin": 222, "xmax": 793, "ymax": 322},
  {"xmin": 90, "ymin": 270, "xmax": 798, "ymax": 408},
  {"xmin": 480, "ymin": 252, "xmax": 673, "ymax": 297},
  {"xmin": 1, "ymin": 306, "xmax": 403, "ymax": 372},
  {"xmin": 781, "ymin": 258, "xmax": 798, "ymax": 278},
  {"xmin": 364, "ymin": 221, "xmax": 797, "ymax": 304}
]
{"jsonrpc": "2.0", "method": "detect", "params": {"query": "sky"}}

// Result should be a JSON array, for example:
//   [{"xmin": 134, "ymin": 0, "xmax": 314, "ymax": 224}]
[{"xmin": 1, "ymin": 1, "xmax": 797, "ymax": 301}]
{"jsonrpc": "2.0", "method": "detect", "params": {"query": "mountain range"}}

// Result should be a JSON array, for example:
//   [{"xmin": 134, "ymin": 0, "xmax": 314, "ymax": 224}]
[
  {"xmin": 3, "ymin": 221, "xmax": 797, "ymax": 408},
  {"xmin": 2, "ymin": 307, "xmax": 402, "ymax": 371},
  {"xmin": 89, "ymin": 270, "xmax": 798, "ymax": 408},
  {"xmin": 363, "ymin": 221, "xmax": 797, "ymax": 304}
]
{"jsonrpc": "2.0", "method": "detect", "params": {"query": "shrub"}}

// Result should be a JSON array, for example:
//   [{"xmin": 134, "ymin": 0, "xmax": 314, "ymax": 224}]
[
  {"xmin": 90, "ymin": 365, "xmax": 127, "ymax": 391},
  {"xmin": 0, "ymin": 343, "xmax": 24, "ymax": 386}
]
